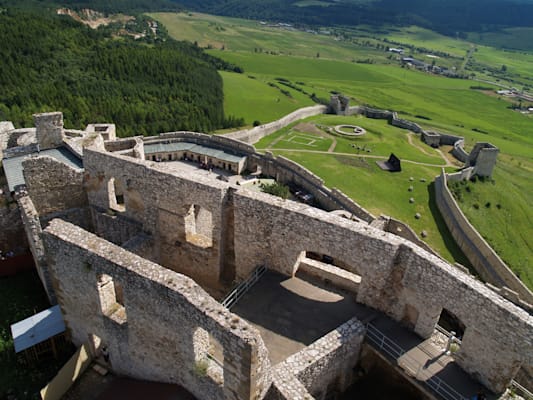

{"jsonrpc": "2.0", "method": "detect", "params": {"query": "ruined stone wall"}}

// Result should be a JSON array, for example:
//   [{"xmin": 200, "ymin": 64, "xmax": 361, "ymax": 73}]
[
  {"xmin": 17, "ymin": 194, "xmax": 56, "ymax": 303},
  {"xmin": 0, "ymin": 202, "xmax": 28, "ymax": 253},
  {"xmin": 434, "ymin": 170, "xmax": 533, "ymax": 304},
  {"xmin": 248, "ymin": 153, "xmax": 375, "ymax": 223},
  {"xmin": 452, "ymin": 139, "xmax": 469, "ymax": 162},
  {"xmin": 391, "ymin": 118, "xmax": 423, "ymax": 133},
  {"xmin": 23, "ymin": 156, "xmax": 87, "ymax": 217},
  {"xmin": 34, "ymin": 112, "xmax": 64, "ymax": 150},
  {"xmin": 42, "ymin": 219, "xmax": 272, "ymax": 400},
  {"xmin": 381, "ymin": 216, "xmax": 437, "ymax": 256},
  {"xmin": 265, "ymin": 317, "xmax": 364, "ymax": 400},
  {"xmin": 392, "ymin": 244, "xmax": 532, "ymax": 392},
  {"xmin": 289, "ymin": 317, "xmax": 365, "ymax": 398},
  {"xmin": 83, "ymin": 148, "xmax": 229, "ymax": 289},
  {"xmin": 222, "ymin": 105, "xmax": 327, "ymax": 144},
  {"xmin": 230, "ymin": 189, "xmax": 532, "ymax": 393}
]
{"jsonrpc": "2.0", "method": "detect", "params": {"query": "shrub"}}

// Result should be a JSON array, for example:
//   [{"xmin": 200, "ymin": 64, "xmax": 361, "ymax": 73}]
[{"xmin": 260, "ymin": 182, "xmax": 290, "ymax": 199}]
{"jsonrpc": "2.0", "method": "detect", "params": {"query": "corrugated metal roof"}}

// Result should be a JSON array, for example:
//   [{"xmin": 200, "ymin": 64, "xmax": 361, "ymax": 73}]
[
  {"xmin": 144, "ymin": 141, "xmax": 246, "ymax": 164},
  {"xmin": 144, "ymin": 142, "xmax": 195, "ymax": 154},
  {"xmin": 2, "ymin": 147, "xmax": 83, "ymax": 191},
  {"xmin": 11, "ymin": 305, "xmax": 66, "ymax": 353}
]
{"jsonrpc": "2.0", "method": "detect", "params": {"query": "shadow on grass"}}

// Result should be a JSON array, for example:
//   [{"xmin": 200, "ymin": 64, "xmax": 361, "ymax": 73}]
[{"xmin": 427, "ymin": 182, "xmax": 474, "ymax": 273}]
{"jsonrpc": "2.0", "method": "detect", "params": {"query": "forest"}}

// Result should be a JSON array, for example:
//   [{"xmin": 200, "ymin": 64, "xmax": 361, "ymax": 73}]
[
  {"xmin": 0, "ymin": 9, "xmax": 243, "ymax": 136},
  {"xmin": 170, "ymin": 0, "xmax": 533, "ymax": 36}
]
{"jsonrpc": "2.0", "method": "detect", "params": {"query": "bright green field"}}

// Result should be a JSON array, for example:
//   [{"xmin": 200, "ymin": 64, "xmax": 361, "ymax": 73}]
[
  {"xmin": 150, "ymin": 12, "xmax": 390, "ymax": 63},
  {"xmin": 156, "ymin": 12, "xmax": 533, "ymax": 289},
  {"xmin": 448, "ymin": 160, "xmax": 533, "ymax": 289},
  {"xmin": 220, "ymin": 71, "xmax": 314, "ymax": 125}
]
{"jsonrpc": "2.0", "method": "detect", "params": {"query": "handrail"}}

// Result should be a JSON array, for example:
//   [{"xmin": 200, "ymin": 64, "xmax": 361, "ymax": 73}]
[
  {"xmin": 435, "ymin": 324, "xmax": 463, "ymax": 345},
  {"xmin": 510, "ymin": 380, "xmax": 533, "ymax": 400},
  {"xmin": 221, "ymin": 265, "xmax": 267, "ymax": 309},
  {"xmin": 365, "ymin": 323, "xmax": 468, "ymax": 400}
]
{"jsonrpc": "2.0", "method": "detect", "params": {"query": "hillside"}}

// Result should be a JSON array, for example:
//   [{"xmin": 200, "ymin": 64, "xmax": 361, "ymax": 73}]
[
  {"xmin": 0, "ymin": 9, "xmax": 243, "ymax": 135},
  {"xmin": 171, "ymin": 0, "xmax": 533, "ymax": 37}
]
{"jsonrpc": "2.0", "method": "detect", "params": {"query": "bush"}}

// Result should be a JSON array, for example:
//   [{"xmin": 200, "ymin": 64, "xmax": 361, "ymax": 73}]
[
  {"xmin": 260, "ymin": 182, "xmax": 290, "ymax": 199},
  {"xmin": 253, "ymin": 120, "xmax": 261, "ymax": 127}
]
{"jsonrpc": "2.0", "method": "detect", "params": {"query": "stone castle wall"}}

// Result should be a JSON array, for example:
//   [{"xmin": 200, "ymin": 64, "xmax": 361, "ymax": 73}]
[
  {"xmin": 17, "ymin": 194, "xmax": 56, "ymax": 303},
  {"xmin": 223, "ymin": 105, "xmax": 327, "ymax": 144},
  {"xmin": 434, "ymin": 170, "xmax": 533, "ymax": 304},
  {"xmin": 22, "ymin": 156, "xmax": 87, "ymax": 216},
  {"xmin": 270, "ymin": 317, "xmax": 365, "ymax": 400},
  {"xmin": 42, "ymin": 219, "xmax": 272, "ymax": 400},
  {"xmin": 25, "ymin": 143, "xmax": 533, "ymax": 395},
  {"xmin": 83, "ymin": 148, "xmax": 230, "ymax": 290},
  {"xmin": 228, "ymin": 188, "xmax": 531, "ymax": 392}
]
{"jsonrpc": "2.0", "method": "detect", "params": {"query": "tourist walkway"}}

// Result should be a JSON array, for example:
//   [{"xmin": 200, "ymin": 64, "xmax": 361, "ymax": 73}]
[{"xmin": 231, "ymin": 270, "xmax": 495, "ymax": 400}]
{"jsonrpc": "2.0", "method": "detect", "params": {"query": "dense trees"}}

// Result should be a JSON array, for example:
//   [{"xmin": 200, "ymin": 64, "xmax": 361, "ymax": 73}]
[
  {"xmin": 0, "ymin": 9, "xmax": 242, "ymax": 136},
  {"xmin": 171, "ymin": 0, "xmax": 533, "ymax": 36}
]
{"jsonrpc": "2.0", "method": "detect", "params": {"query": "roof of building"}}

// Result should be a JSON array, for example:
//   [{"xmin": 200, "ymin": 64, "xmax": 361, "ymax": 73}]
[
  {"xmin": 144, "ymin": 142, "xmax": 246, "ymax": 164},
  {"xmin": 2, "ymin": 147, "xmax": 83, "ymax": 191},
  {"xmin": 11, "ymin": 305, "xmax": 66, "ymax": 353}
]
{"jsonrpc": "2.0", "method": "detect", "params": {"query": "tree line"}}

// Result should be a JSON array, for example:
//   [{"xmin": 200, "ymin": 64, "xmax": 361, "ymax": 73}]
[{"xmin": 0, "ymin": 9, "xmax": 244, "ymax": 136}]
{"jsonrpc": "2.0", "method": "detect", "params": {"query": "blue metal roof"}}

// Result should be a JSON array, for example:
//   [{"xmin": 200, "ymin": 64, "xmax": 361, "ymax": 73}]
[
  {"xmin": 11, "ymin": 305, "xmax": 66, "ymax": 353},
  {"xmin": 2, "ymin": 147, "xmax": 83, "ymax": 191}
]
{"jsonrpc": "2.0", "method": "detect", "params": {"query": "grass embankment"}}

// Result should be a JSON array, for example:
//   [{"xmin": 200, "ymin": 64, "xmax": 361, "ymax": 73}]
[
  {"xmin": 448, "ymin": 160, "xmax": 533, "ymax": 289},
  {"xmin": 0, "ymin": 271, "xmax": 74, "ymax": 399},
  {"xmin": 157, "ymin": 12, "xmax": 533, "ymax": 289}
]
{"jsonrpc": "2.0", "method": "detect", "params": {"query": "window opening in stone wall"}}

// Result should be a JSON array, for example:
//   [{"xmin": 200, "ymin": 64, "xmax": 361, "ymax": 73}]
[
  {"xmin": 293, "ymin": 251, "xmax": 362, "ymax": 294},
  {"xmin": 437, "ymin": 308, "xmax": 465, "ymax": 339},
  {"xmin": 192, "ymin": 327, "xmax": 224, "ymax": 384},
  {"xmin": 437, "ymin": 308, "xmax": 465, "ymax": 355},
  {"xmin": 108, "ymin": 177, "xmax": 126, "ymax": 213},
  {"xmin": 184, "ymin": 205, "xmax": 213, "ymax": 248},
  {"xmin": 97, "ymin": 273, "xmax": 127, "ymax": 325}
]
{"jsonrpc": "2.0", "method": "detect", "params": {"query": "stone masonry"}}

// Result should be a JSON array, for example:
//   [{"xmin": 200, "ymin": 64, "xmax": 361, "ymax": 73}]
[{"xmin": 2, "ymin": 111, "xmax": 531, "ymax": 399}]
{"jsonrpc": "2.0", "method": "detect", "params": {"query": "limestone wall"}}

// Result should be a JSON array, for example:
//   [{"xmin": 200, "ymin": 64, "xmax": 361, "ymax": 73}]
[
  {"xmin": 23, "ymin": 156, "xmax": 87, "ymax": 216},
  {"xmin": 267, "ymin": 317, "xmax": 364, "ymax": 400},
  {"xmin": 42, "ymin": 219, "xmax": 272, "ymax": 400},
  {"xmin": 34, "ymin": 112, "xmax": 64, "ymax": 150},
  {"xmin": 379, "ymin": 216, "xmax": 437, "ymax": 256},
  {"xmin": 222, "ymin": 105, "xmax": 327, "ymax": 144},
  {"xmin": 248, "ymin": 153, "xmax": 375, "ymax": 223},
  {"xmin": 434, "ymin": 170, "xmax": 533, "ymax": 304},
  {"xmin": 0, "ymin": 202, "xmax": 28, "ymax": 253},
  {"xmin": 83, "ymin": 148, "xmax": 230, "ymax": 289},
  {"xmin": 230, "ymin": 189, "xmax": 532, "ymax": 392},
  {"xmin": 17, "ymin": 194, "xmax": 56, "ymax": 303}
]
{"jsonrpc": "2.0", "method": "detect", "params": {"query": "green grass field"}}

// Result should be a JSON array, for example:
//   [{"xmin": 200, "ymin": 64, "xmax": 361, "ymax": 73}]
[{"xmin": 155, "ymin": 12, "xmax": 533, "ymax": 290}]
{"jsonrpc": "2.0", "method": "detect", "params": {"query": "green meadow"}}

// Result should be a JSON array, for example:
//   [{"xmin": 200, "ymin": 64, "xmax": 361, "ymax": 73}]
[{"xmin": 154, "ymin": 12, "xmax": 533, "ymax": 289}]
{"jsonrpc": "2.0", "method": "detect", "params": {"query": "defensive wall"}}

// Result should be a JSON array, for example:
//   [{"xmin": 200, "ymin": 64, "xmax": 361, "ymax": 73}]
[
  {"xmin": 435, "ymin": 169, "xmax": 533, "ymax": 305},
  {"xmin": 222, "ymin": 105, "xmax": 327, "ymax": 144},
  {"xmin": 269, "ymin": 317, "xmax": 365, "ymax": 399},
  {"xmin": 43, "ymin": 219, "xmax": 272, "ymax": 400},
  {"xmin": 75, "ymin": 144, "xmax": 532, "ymax": 394}
]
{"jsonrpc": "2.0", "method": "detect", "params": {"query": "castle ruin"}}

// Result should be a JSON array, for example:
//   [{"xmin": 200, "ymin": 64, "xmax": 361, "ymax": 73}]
[{"xmin": 0, "ymin": 112, "xmax": 531, "ymax": 399}]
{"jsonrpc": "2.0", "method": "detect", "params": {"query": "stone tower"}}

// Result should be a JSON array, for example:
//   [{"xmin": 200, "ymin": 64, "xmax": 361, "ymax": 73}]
[{"xmin": 468, "ymin": 142, "xmax": 499, "ymax": 177}]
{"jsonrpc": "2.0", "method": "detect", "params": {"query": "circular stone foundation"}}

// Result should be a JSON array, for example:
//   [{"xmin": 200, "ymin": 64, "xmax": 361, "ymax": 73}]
[{"xmin": 334, "ymin": 125, "xmax": 366, "ymax": 137}]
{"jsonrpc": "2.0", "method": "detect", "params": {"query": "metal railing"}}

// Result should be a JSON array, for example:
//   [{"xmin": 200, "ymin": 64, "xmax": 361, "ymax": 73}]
[
  {"xmin": 365, "ymin": 323, "xmax": 468, "ymax": 400},
  {"xmin": 221, "ymin": 265, "xmax": 267, "ymax": 309},
  {"xmin": 510, "ymin": 380, "xmax": 533, "ymax": 400}
]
